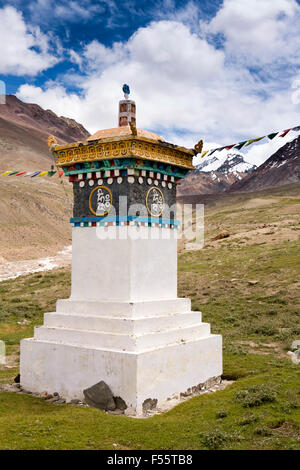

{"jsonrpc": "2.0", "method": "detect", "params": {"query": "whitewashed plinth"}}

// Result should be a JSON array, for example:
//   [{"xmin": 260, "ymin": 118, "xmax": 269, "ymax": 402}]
[{"xmin": 20, "ymin": 227, "xmax": 222, "ymax": 415}]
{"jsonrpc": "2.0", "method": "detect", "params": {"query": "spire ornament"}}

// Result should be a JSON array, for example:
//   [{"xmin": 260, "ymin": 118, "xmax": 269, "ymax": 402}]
[{"xmin": 122, "ymin": 84, "xmax": 130, "ymax": 100}]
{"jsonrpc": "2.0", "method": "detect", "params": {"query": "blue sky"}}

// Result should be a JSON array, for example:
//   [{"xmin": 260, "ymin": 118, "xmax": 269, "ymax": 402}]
[
  {"xmin": 0, "ymin": 0, "xmax": 300, "ymax": 165},
  {"xmin": 1, "ymin": 0, "xmax": 222, "ymax": 94}
]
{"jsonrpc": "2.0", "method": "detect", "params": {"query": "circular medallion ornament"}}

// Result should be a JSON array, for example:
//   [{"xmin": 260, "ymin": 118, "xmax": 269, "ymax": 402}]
[
  {"xmin": 146, "ymin": 187, "xmax": 165, "ymax": 217},
  {"xmin": 89, "ymin": 186, "xmax": 113, "ymax": 216}
]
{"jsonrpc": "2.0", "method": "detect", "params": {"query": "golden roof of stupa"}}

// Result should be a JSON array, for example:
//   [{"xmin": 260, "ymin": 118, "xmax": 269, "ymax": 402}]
[{"xmin": 87, "ymin": 126, "xmax": 165, "ymax": 142}]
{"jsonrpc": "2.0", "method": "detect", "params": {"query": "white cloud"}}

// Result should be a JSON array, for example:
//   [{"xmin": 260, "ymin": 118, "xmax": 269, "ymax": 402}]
[
  {"xmin": 82, "ymin": 40, "xmax": 126, "ymax": 71},
  {"xmin": 26, "ymin": 0, "xmax": 105, "ymax": 23},
  {"xmin": 0, "ymin": 6, "xmax": 59, "ymax": 76},
  {"xmin": 16, "ymin": 3, "xmax": 300, "ymax": 168},
  {"xmin": 17, "ymin": 83, "xmax": 83, "ymax": 116},
  {"xmin": 18, "ymin": 20, "xmax": 226, "ymax": 131},
  {"xmin": 202, "ymin": 0, "xmax": 300, "ymax": 67}
]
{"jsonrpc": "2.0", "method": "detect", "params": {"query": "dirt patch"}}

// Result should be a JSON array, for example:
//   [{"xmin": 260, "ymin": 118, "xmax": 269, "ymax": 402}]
[
  {"xmin": 237, "ymin": 340, "xmax": 288, "ymax": 358},
  {"xmin": 272, "ymin": 422, "xmax": 299, "ymax": 438},
  {"xmin": 222, "ymin": 225, "xmax": 299, "ymax": 247},
  {"xmin": 280, "ymin": 203, "xmax": 300, "ymax": 214},
  {"xmin": 241, "ymin": 198, "xmax": 278, "ymax": 209},
  {"xmin": 0, "ymin": 352, "xmax": 19, "ymax": 370}
]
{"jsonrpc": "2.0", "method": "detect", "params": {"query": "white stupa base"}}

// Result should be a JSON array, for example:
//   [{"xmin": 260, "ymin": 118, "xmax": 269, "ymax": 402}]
[
  {"xmin": 20, "ymin": 334, "xmax": 221, "ymax": 416},
  {"xmin": 20, "ymin": 227, "xmax": 222, "ymax": 415},
  {"xmin": 20, "ymin": 298, "xmax": 222, "ymax": 415}
]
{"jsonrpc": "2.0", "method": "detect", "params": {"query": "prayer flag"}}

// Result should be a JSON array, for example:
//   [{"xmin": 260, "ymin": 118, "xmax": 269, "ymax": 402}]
[
  {"xmin": 245, "ymin": 136, "xmax": 265, "ymax": 147},
  {"xmin": 200, "ymin": 150, "xmax": 209, "ymax": 158},
  {"xmin": 234, "ymin": 141, "xmax": 247, "ymax": 150},
  {"xmin": 267, "ymin": 133, "xmax": 278, "ymax": 140},
  {"xmin": 279, "ymin": 129, "xmax": 291, "ymax": 138}
]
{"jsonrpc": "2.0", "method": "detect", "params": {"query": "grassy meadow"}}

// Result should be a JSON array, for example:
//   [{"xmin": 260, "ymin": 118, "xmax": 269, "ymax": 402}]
[{"xmin": 0, "ymin": 183, "xmax": 299, "ymax": 450}]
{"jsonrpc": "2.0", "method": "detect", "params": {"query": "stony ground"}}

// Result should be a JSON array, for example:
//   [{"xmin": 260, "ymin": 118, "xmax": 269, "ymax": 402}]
[{"xmin": 0, "ymin": 183, "xmax": 299, "ymax": 449}]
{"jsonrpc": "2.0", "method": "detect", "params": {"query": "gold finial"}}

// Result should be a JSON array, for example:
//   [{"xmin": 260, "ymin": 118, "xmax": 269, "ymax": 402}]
[
  {"xmin": 48, "ymin": 134, "xmax": 57, "ymax": 150},
  {"xmin": 129, "ymin": 120, "xmax": 137, "ymax": 136},
  {"xmin": 194, "ymin": 139, "xmax": 203, "ymax": 154}
]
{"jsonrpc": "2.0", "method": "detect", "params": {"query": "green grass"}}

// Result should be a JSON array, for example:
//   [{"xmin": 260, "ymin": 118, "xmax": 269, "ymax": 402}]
[
  {"xmin": 178, "ymin": 240, "xmax": 300, "ymax": 352},
  {"xmin": 0, "ymin": 185, "xmax": 300, "ymax": 449},
  {"xmin": 0, "ymin": 352, "xmax": 299, "ymax": 450}
]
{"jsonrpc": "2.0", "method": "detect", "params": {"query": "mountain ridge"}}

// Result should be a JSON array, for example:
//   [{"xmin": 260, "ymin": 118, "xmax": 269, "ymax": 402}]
[
  {"xmin": 0, "ymin": 95, "xmax": 90, "ymax": 171},
  {"xmin": 178, "ymin": 152, "xmax": 257, "ymax": 195},
  {"xmin": 230, "ymin": 136, "xmax": 300, "ymax": 192}
]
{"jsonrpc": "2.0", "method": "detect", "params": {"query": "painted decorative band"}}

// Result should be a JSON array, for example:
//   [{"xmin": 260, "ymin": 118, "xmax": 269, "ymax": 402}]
[
  {"xmin": 64, "ymin": 158, "xmax": 188, "ymax": 180},
  {"xmin": 70, "ymin": 216, "xmax": 180, "ymax": 228}
]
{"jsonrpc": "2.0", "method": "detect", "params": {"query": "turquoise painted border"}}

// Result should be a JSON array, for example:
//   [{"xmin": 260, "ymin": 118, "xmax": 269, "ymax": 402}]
[
  {"xmin": 70, "ymin": 216, "xmax": 180, "ymax": 227},
  {"xmin": 63, "ymin": 158, "xmax": 188, "ymax": 178}
]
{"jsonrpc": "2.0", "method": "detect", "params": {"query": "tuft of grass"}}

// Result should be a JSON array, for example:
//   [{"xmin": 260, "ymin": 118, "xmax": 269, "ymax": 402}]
[
  {"xmin": 200, "ymin": 429, "xmax": 243, "ymax": 450},
  {"xmin": 254, "ymin": 426, "xmax": 272, "ymax": 436},
  {"xmin": 238, "ymin": 413, "xmax": 259, "ymax": 426},
  {"xmin": 235, "ymin": 384, "xmax": 278, "ymax": 408},
  {"xmin": 216, "ymin": 410, "xmax": 228, "ymax": 419}
]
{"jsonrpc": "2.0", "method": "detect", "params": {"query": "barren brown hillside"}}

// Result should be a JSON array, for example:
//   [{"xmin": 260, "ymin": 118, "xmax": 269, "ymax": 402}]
[
  {"xmin": 0, "ymin": 95, "xmax": 90, "ymax": 172},
  {"xmin": 0, "ymin": 176, "xmax": 72, "ymax": 262}
]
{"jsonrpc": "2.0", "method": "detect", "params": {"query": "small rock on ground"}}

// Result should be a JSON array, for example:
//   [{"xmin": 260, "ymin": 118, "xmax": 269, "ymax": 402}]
[{"xmin": 83, "ymin": 381, "xmax": 116, "ymax": 411}]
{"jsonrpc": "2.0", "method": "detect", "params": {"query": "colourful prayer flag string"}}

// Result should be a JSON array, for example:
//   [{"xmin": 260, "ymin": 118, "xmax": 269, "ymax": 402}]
[{"xmin": 193, "ymin": 124, "xmax": 300, "ymax": 158}]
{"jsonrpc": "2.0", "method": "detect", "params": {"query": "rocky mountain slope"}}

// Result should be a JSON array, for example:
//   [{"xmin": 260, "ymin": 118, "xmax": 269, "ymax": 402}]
[
  {"xmin": 178, "ymin": 152, "xmax": 257, "ymax": 195},
  {"xmin": 0, "ymin": 95, "xmax": 90, "ymax": 172},
  {"xmin": 230, "ymin": 136, "xmax": 300, "ymax": 192}
]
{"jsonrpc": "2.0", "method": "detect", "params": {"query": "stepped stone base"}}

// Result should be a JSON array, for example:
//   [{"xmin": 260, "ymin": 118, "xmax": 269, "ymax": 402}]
[{"xmin": 20, "ymin": 299, "xmax": 222, "ymax": 415}]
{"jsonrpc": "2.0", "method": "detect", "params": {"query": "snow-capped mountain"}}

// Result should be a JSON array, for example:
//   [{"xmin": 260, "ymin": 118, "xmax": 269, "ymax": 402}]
[
  {"xmin": 230, "ymin": 136, "xmax": 300, "ymax": 192},
  {"xmin": 178, "ymin": 152, "xmax": 257, "ymax": 196},
  {"xmin": 195, "ymin": 152, "xmax": 256, "ymax": 174}
]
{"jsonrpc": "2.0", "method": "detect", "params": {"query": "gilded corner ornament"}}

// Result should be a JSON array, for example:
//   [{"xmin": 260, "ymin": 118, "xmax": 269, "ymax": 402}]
[
  {"xmin": 194, "ymin": 139, "xmax": 203, "ymax": 154},
  {"xmin": 129, "ymin": 121, "xmax": 137, "ymax": 136},
  {"xmin": 48, "ymin": 134, "xmax": 57, "ymax": 150}
]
